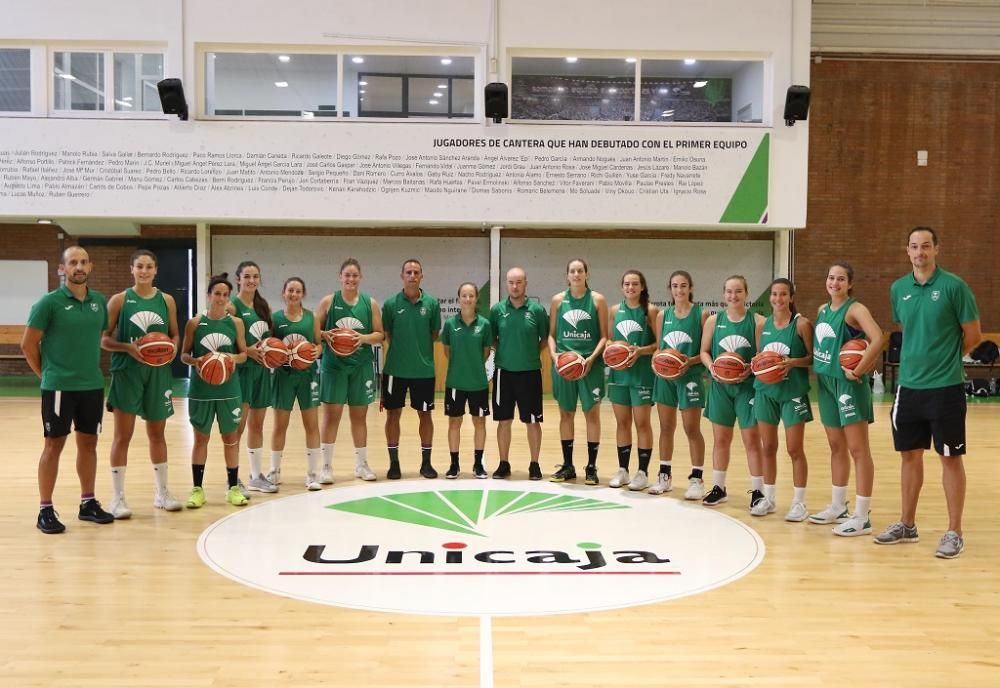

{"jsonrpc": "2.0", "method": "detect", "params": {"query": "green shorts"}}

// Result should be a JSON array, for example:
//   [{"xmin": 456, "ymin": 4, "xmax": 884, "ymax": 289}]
[
  {"xmin": 816, "ymin": 374, "xmax": 873, "ymax": 428},
  {"xmin": 705, "ymin": 379, "xmax": 757, "ymax": 429},
  {"xmin": 551, "ymin": 363, "xmax": 605, "ymax": 413},
  {"xmin": 652, "ymin": 374, "xmax": 705, "ymax": 410},
  {"xmin": 188, "ymin": 396, "xmax": 242, "ymax": 435},
  {"xmin": 108, "ymin": 365, "xmax": 175, "ymax": 421},
  {"xmin": 272, "ymin": 369, "xmax": 320, "ymax": 411},
  {"xmin": 237, "ymin": 361, "xmax": 273, "ymax": 410},
  {"xmin": 320, "ymin": 364, "xmax": 376, "ymax": 407},
  {"xmin": 754, "ymin": 391, "xmax": 813, "ymax": 428},
  {"xmin": 608, "ymin": 382, "xmax": 653, "ymax": 407}
]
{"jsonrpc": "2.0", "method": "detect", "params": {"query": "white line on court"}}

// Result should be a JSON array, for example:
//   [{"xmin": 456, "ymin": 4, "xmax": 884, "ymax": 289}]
[{"xmin": 480, "ymin": 614, "xmax": 494, "ymax": 688}]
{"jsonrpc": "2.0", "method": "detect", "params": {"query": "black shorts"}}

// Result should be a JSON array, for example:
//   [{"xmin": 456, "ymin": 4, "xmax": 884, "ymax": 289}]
[
  {"xmin": 444, "ymin": 387, "xmax": 490, "ymax": 418},
  {"xmin": 381, "ymin": 375, "xmax": 435, "ymax": 411},
  {"xmin": 891, "ymin": 384, "xmax": 967, "ymax": 456},
  {"xmin": 41, "ymin": 389, "xmax": 104, "ymax": 438},
  {"xmin": 492, "ymin": 369, "xmax": 543, "ymax": 423}
]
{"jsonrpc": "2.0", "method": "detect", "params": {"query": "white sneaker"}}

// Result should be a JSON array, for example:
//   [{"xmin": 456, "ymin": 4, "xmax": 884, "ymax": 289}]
[
  {"xmin": 319, "ymin": 465, "xmax": 335, "ymax": 485},
  {"xmin": 750, "ymin": 495, "xmax": 776, "ymax": 517},
  {"xmin": 266, "ymin": 469, "xmax": 282, "ymax": 485},
  {"xmin": 832, "ymin": 513, "xmax": 872, "ymax": 537},
  {"xmin": 627, "ymin": 470, "xmax": 649, "ymax": 491},
  {"xmin": 153, "ymin": 491, "xmax": 183, "ymax": 512},
  {"xmin": 784, "ymin": 501, "xmax": 808, "ymax": 522},
  {"xmin": 608, "ymin": 467, "xmax": 630, "ymax": 488},
  {"xmin": 247, "ymin": 476, "xmax": 278, "ymax": 493},
  {"xmin": 646, "ymin": 473, "xmax": 672, "ymax": 495},
  {"xmin": 109, "ymin": 494, "xmax": 132, "ymax": 519},
  {"xmin": 808, "ymin": 503, "xmax": 850, "ymax": 525},
  {"xmin": 684, "ymin": 477, "xmax": 704, "ymax": 500},
  {"xmin": 305, "ymin": 473, "xmax": 321, "ymax": 491},
  {"xmin": 355, "ymin": 462, "xmax": 377, "ymax": 481}
]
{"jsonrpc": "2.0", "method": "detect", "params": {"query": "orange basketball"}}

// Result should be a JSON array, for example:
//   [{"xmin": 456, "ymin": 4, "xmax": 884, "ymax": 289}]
[
  {"xmin": 198, "ymin": 352, "xmax": 234, "ymax": 385},
  {"xmin": 328, "ymin": 328, "xmax": 360, "ymax": 357},
  {"xmin": 556, "ymin": 351, "xmax": 586, "ymax": 381},
  {"xmin": 839, "ymin": 339, "xmax": 869, "ymax": 371},
  {"xmin": 751, "ymin": 350, "xmax": 786, "ymax": 385},
  {"xmin": 290, "ymin": 340, "xmax": 317, "ymax": 370},
  {"xmin": 712, "ymin": 352, "xmax": 748, "ymax": 383},
  {"xmin": 652, "ymin": 348, "xmax": 687, "ymax": 380},
  {"xmin": 602, "ymin": 342, "xmax": 632, "ymax": 370},
  {"xmin": 136, "ymin": 332, "xmax": 176, "ymax": 367},
  {"xmin": 259, "ymin": 337, "xmax": 289, "ymax": 370}
]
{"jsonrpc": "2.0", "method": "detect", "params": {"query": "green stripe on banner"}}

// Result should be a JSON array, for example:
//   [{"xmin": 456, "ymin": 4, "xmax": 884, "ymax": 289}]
[{"xmin": 719, "ymin": 133, "xmax": 769, "ymax": 224}]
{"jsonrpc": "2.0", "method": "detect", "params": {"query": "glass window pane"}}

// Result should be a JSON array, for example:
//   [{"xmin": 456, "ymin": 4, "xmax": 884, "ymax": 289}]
[
  {"xmin": 511, "ymin": 57, "xmax": 635, "ymax": 121},
  {"xmin": 640, "ymin": 59, "xmax": 759, "ymax": 123},
  {"xmin": 408, "ymin": 77, "xmax": 448, "ymax": 116},
  {"xmin": 0, "ymin": 48, "xmax": 31, "ymax": 112},
  {"xmin": 54, "ymin": 51, "xmax": 105, "ymax": 111},
  {"xmin": 359, "ymin": 75, "xmax": 402, "ymax": 115},
  {"xmin": 206, "ymin": 52, "xmax": 338, "ymax": 118},
  {"xmin": 114, "ymin": 52, "xmax": 164, "ymax": 112},
  {"xmin": 451, "ymin": 78, "xmax": 474, "ymax": 116},
  {"xmin": 345, "ymin": 54, "xmax": 473, "ymax": 118}
]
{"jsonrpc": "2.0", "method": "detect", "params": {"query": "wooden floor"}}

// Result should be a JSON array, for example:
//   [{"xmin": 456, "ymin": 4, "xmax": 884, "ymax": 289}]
[{"xmin": 3, "ymin": 396, "xmax": 999, "ymax": 687}]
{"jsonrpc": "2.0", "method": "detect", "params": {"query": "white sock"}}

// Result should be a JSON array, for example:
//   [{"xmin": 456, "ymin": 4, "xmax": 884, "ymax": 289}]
[
  {"xmin": 832, "ymin": 484, "xmax": 848, "ymax": 508},
  {"xmin": 111, "ymin": 466, "xmax": 126, "ymax": 495},
  {"xmin": 854, "ymin": 495, "xmax": 871, "ymax": 519},
  {"xmin": 321, "ymin": 442, "xmax": 335, "ymax": 469},
  {"xmin": 763, "ymin": 484, "xmax": 776, "ymax": 502},
  {"xmin": 792, "ymin": 486, "xmax": 807, "ymax": 504},
  {"xmin": 152, "ymin": 463, "xmax": 168, "ymax": 495},
  {"xmin": 247, "ymin": 448, "xmax": 262, "ymax": 479},
  {"xmin": 270, "ymin": 451, "xmax": 283, "ymax": 472},
  {"xmin": 355, "ymin": 447, "xmax": 368, "ymax": 467},
  {"xmin": 306, "ymin": 448, "xmax": 321, "ymax": 475},
  {"xmin": 713, "ymin": 470, "xmax": 727, "ymax": 489},
  {"xmin": 751, "ymin": 475, "xmax": 764, "ymax": 492}
]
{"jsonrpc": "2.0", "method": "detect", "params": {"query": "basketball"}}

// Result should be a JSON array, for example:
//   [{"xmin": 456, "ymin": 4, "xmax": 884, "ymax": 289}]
[
  {"xmin": 136, "ymin": 332, "xmax": 176, "ymax": 367},
  {"xmin": 652, "ymin": 348, "xmax": 687, "ymax": 380},
  {"xmin": 751, "ymin": 350, "xmax": 786, "ymax": 385},
  {"xmin": 290, "ymin": 340, "xmax": 317, "ymax": 370},
  {"xmin": 328, "ymin": 328, "xmax": 360, "ymax": 357},
  {"xmin": 259, "ymin": 337, "xmax": 289, "ymax": 369},
  {"xmin": 198, "ymin": 352, "xmax": 235, "ymax": 385},
  {"xmin": 839, "ymin": 339, "xmax": 869, "ymax": 371},
  {"xmin": 556, "ymin": 351, "xmax": 586, "ymax": 381},
  {"xmin": 712, "ymin": 352, "xmax": 748, "ymax": 383},
  {"xmin": 602, "ymin": 342, "xmax": 632, "ymax": 370}
]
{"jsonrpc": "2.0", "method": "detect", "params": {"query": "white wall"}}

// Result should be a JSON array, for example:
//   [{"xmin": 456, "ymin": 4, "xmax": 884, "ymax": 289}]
[{"xmin": 732, "ymin": 62, "xmax": 763, "ymax": 122}]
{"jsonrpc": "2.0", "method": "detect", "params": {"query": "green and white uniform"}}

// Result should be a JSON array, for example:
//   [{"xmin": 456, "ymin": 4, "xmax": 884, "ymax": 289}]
[
  {"xmin": 607, "ymin": 302, "xmax": 654, "ymax": 406},
  {"xmin": 320, "ymin": 291, "xmax": 377, "ymax": 407},
  {"xmin": 108, "ymin": 288, "xmax": 175, "ymax": 421},
  {"xmin": 652, "ymin": 304, "xmax": 706, "ymax": 410},
  {"xmin": 552, "ymin": 288, "xmax": 605, "ymax": 412},
  {"xmin": 382, "ymin": 290, "xmax": 441, "ymax": 379},
  {"xmin": 27, "ymin": 286, "xmax": 108, "ymax": 392},
  {"xmin": 272, "ymin": 309, "xmax": 319, "ymax": 411},
  {"xmin": 705, "ymin": 310, "xmax": 757, "ymax": 429},
  {"xmin": 188, "ymin": 314, "xmax": 242, "ymax": 434},
  {"xmin": 441, "ymin": 314, "xmax": 492, "ymax": 391},
  {"xmin": 230, "ymin": 295, "xmax": 273, "ymax": 410},
  {"xmin": 813, "ymin": 299, "xmax": 873, "ymax": 427},
  {"xmin": 490, "ymin": 298, "xmax": 549, "ymax": 372},
  {"xmin": 754, "ymin": 313, "xmax": 813, "ymax": 427}
]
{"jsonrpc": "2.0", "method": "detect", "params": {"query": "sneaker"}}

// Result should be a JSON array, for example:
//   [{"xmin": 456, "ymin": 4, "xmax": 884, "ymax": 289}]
[
  {"xmin": 387, "ymin": 462, "xmax": 401, "ymax": 480},
  {"xmin": 748, "ymin": 489, "xmax": 765, "ymax": 511},
  {"xmin": 492, "ymin": 461, "xmax": 512, "ymax": 479},
  {"xmin": 226, "ymin": 485, "xmax": 249, "ymax": 506},
  {"xmin": 584, "ymin": 466, "xmax": 599, "ymax": 485},
  {"xmin": 873, "ymin": 521, "xmax": 920, "ymax": 545},
  {"xmin": 528, "ymin": 462, "xmax": 542, "ymax": 481},
  {"xmin": 153, "ymin": 491, "xmax": 183, "ymax": 512},
  {"xmin": 608, "ymin": 467, "xmax": 629, "ymax": 488},
  {"xmin": 78, "ymin": 498, "xmax": 115, "ymax": 524},
  {"xmin": 355, "ymin": 462, "xmax": 377, "ymax": 481},
  {"xmin": 832, "ymin": 514, "xmax": 872, "ymax": 537},
  {"xmin": 628, "ymin": 470, "xmax": 649, "ymax": 491},
  {"xmin": 186, "ymin": 486, "xmax": 206, "ymax": 509},
  {"xmin": 319, "ymin": 466, "xmax": 335, "ymax": 485},
  {"xmin": 683, "ymin": 477, "xmax": 703, "ymax": 500},
  {"xmin": 550, "ymin": 464, "xmax": 577, "ymax": 482},
  {"xmin": 238, "ymin": 479, "xmax": 251, "ymax": 500},
  {"xmin": 265, "ymin": 469, "xmax": 282, "ymax": 486},
  {"xmin": 808, "ymin": 504, "xmax": 850, "ymax": 525},
  {"xmin": 935, "ymin": 530, "xmax": 964, "ymax": 559},
  {"xmin": 473, "ymin": 463, "xmax": 488, "ymax": 479},
  {"xmin": 784, "ymin": 502, "xmax": 809, "ymax": 522},
  {"xmin": 420, "ymin": 463, "xmax": 438, "ymax": 479},
  {"xmin": 647, "ymin": 473, "xmax": 673, "ymax": 495},
  {"xmin": 247, "ymin": 476, "xmax": 278, "ymax": 493},
  {"xmin": 305, "ymin": 473, "xmax": 322, "ymax": 491},
  {"xmin": 446, "ymin": 464, "xmax": 460, "ymax": 479},
  {"xmin": 702, "ymin": 485, "xmax": 728, "ymax": 506},
  {"xmin": 109, "ymin": 493, "xmax": 132, "ymax": 520},
  {"xmin": 37, "ymin": 506, "xmax": 66, "ymax": 534},
  {"xmin": 749, "ymin": 492, "xmax": 776, "ymax": 517}
]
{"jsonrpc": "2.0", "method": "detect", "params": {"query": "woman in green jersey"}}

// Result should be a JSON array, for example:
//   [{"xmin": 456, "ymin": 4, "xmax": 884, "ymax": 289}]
[
  {"xmin": 180, "ymin": 275, "xmax": 248, "ymax": 508},
  {"xmin": 607, "ymin": 270, "xmax": 658, "ymax": 491},
  {"xmin": 267, "ymin": 277, "xmax": 322, "ymax": 490},
  {"xmin": 807, "ymin": 263, "xmax": 884, "ymax": 537},
  {"xmin": 751, "ymin": 279, "xmax": 814, "ymax": 521},
  {"xmin": 101, "ymin": 249, "xmax": 182, "ymax": 518}
]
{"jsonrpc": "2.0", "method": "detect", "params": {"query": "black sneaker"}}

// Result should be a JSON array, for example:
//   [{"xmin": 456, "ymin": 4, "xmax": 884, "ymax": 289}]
[
  {"xmin": 473, "ymin": 463, "xmax": 488, "ymax": 479},
  {"xmin": 492, "ymin": 461, "xmax": 512, "ymax": 479},
  {"xmin": 387, "ymin": 461, "xmax": 401, "ymax": 480},
  {"xmin": 78, "ymin": 498, "xmax": 115, "ymax": 524},
  {"xmin": 549, "ymin": 464, "xmax": 577, "ymax": 482},
  {"xmin": 584, "ymin": 466, "xmax": 599, "ymax": 485},
  {"xmin": 420, "ymin": 462, "xmax": 438, "ymax": 479},
  {"xmin": 748, "ymin": 488, "xmax": 765, "ymax": 510},
  {"xmin": 37, "ymin": 506, "xmax": 66, "ymax": 534},
  {"xmin": 702, "ymin": 485, "xmax": 728, "ymax": 506},
  {"xmin": 528, "ymin": 462, "xmax": 542, "ymax": 481},
  {"xmin": 446, "ymin": 464, "xmax": 460, "ymax": 479}
]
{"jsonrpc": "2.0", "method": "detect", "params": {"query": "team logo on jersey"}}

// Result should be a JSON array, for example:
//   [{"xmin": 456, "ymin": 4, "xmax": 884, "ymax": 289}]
[
  {"xmin": 200, "ymin": 332, "xmax": 233, "ymax": 352},
  {"xmin": 592, "ymin": 387, "xmax": 602, "ymax": 400},
  {"xmin": 718, "ymin": 335, "xmax": 751, "ymax": 353},
  {"xmin": 931, "ymin": 290, "xmax": 940, "ymax": 302},
  {"xmin": 838, "ymin": 393, "xmax": 856, "ymax": 417},
  {"xmin": 838, "ymin": 394, "xmax": 852, "ymax": 404},
  {"xmin": 686, "ymin": 382, "xmax": 698, "ymax": 391},
  {"xmin": 336, "ymin": 317, "xmax": 365, "ymax": 331},
  {"xmin": 284, "ymin": 333, "xmax": 307, "ymax": 346},
  {"xmin": 762, "ymin": 342, "xmax": 792, "ymax": 356},
  {"xmin": 616, "ymin": 320, "xmax": 643, "ymax": 339},
  {"xmin": 814, "ymin": 323, "xmax": 836, "ymax": 344},
  {"xmin": 664, "ymin": 331, "xmax": 693, "ymax": 349},
  {"xmin": 249, "ymin": 321, "xmax": 269, "ymax": 342},
  {"xmin": 232, "ymin": 407, "xmax": 242, "ymax": 419},
  {"xmin": 562, "ymin": 309, "xmax": 592, "ymax": 329},
  {"xmin": 129, "ymin": 311, "xmax": 165, "ymax": 334},
  {"xmin": 90, "ymin": 303, "xmax": 99, "ymax": 312}
]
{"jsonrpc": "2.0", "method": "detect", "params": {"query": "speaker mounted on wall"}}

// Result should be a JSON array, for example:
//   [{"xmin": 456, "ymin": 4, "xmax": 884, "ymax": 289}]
[
  {"xmin": 484, "ymin": 82, "xmax": 509, "ymax": 124},
  {"xmin": 784, "ymin": 85, "xmax": 810, "ymax": 127},
  {"xmin": 157, "ymin": 78, "xmax": 189, "ymax": 121}
]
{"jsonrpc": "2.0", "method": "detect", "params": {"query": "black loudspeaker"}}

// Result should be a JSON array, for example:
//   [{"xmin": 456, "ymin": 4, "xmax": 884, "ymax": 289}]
[
  {"xmin": 484, "ymin": 82, "xmax": 508, "ymax": 123},
  {"xmin": 157, "ymin": 78, "xmax": 189, "ymax": 120},
  {"xmin": 783, "ymin": 85, "xmax": 810, "ymax": 126}
]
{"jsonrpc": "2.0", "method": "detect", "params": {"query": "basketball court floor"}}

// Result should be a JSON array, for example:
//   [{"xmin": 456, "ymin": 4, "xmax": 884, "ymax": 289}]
[{"xmin": 3, "ymin": 394, "xmax": 998, "ymax": 687}]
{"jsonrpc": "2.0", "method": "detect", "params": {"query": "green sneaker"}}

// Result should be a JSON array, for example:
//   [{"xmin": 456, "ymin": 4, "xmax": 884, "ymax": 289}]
[
  {"xmin": 186, "ymin": 486, "xmax": 206, "ymax": 509},
  {"xmin": 226, "ymin": 485, "xmax": 249, "ymax": 507}
]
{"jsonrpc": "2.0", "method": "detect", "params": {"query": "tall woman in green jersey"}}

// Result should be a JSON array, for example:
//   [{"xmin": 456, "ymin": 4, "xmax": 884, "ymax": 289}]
[
  {"xmin": 268, "ymin": 277, "xmax": 322, "ymax": 490},
  {"xmin": 607, "ymin": 270, "xmax": 658, "ymax": 491},
  {"xmin": 101, "ymin": 249, "xmax": 182, "ymax": 518},
  {"xmin": 751, "ymin": 279, "xmax": 814, "ymax": 522}
]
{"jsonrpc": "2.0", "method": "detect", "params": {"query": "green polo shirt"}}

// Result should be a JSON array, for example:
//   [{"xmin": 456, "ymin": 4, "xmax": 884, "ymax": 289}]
[
  {"xmin": 441, "ymin": 314, "xmax": 492, "ymax": 391},
  {"xmin": 489, "ymin": 297, "xmax": 549, "ymax": 372},
  {"xmin": 382, "ymin": 289, "xmax": 441, "ymax": 378},
  {"xmin": 26, "ymin": 285, "xmax": 108, "ymax": 391},
  {"xmin": 891, "ymin": 267, "xmax": 979, "ymax": 389}
]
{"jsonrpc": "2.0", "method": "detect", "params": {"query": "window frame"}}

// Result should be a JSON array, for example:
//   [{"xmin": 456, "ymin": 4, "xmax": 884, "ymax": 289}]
[{"xmin": 47, "ymin": 46, "xmax": 168, "ymax": 119}]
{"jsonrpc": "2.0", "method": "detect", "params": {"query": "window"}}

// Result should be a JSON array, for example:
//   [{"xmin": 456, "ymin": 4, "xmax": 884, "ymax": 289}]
[
  {"xmin": 114, "ymin": 53, "xmax": 163, "ymax": 112},
  {"xmin": 54, "ymin": 51, "xmax": 105, "ymax": 111},
  {"xmin": 0, "ymin": 48, "xmax": 30, "ymax": 112},
  {"xmin": 640, "ymin": 60, "xmax": 760, "ymax": 123},
  {"xmin": 511, "ymin": 57, "xmax": 635, "ymax": 122},
  {"xmin": 206, "ymin": 52, "xmax": 338, "ymax": 118},
  {"xmin": 53, "ymin": 50, "xmax": 164, "ymax": 114},
  {"xmin": 347, "ymin": 55, "xmax": 474, "ymax": 119}
]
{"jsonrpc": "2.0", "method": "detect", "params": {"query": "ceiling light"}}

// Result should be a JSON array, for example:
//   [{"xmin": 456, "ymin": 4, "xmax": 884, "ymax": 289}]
[
  {"xmin": 429, "ymin": 99, "xmax": 439, "ymax": 105},
  {"xmin": 115, "ymin": 100, "xmax": 133, "ymax": 108},
  {"xmin": 440, "ymin": 58, "xmax": 452, "ymax": 65},
  {"xmin": 438, "ymin": 83, "xmax": 448, "ymax": 89},
  {"xmin": 658, "ymin": 88, "xmax": 668, "ymax": 94},
  {"xmin": 278, "ymin": 55, "xmax": 291, "ymax": 63},
  {"xmin": 565, "ymin": 56, "xmax": 578, "ymax": 63},
  {"xmin": 684, "ymin": 58, "xmax": 696, "ymax": 65},
  {"xmin": 557, "ymin": 86, "xmax": 566, "ymax": 92},
  {"xmin": 625, "ymin": 57, "xmax": 637, "ymax": 64},
  {"xmin": 433, "ymin": 92, "xmax": 443, "ymax": 97},
  {"xmin": 301, "ymin": 111, "xmax": 314, "ymax": 118},
  {"xmin": 359, "ymin": 89, "xmax": 366, "ymax": 94},
  {"xmin": 274, "ymin": 81, "xmax": 288, "ymax": 87},
  {"xmin": 58, "ymin": 73, "xmax": 77, "ymax": 80},
  {"xmin": 122, "ymin": 96, "xmax": 133, "ymax": 102},
  {"xmin": 352, "ymin": 56, "xmax": 364, "ymax": 64},
  {"xmin": 601, "ymin": 98, "xmax": 609, "ymax": 104},
  {"xmin": 608, "ymin": 88, "xmax": 617, "ymax": 94},
  {"xmin": 693, "ymin": 80, "xmax": 708, "ymax": 88},
  {"xmin": 37, "ymin": 219, "xmax": 53, "ymax": 224},
  {"xmin": 359, "ymin": 80, "xmax": 368, "ymax": 86}
]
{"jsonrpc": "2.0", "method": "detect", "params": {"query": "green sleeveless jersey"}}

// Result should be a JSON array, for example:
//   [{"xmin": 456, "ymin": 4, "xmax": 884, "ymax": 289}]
[
  {"xmin": 111, "ymin": 288, "xmax": 170, "ymax": 373},
  {"xmin": 441, "ymin": 314, "xmax": 493, "ymax": 391},
  {"xmin": 273, "ymin": 309, "xmax": 317, "ymax": 376},
  {"xmin": 711, "ymin": 310, "xmax": 756, "ymax": 391},
  {"xmin": 609, "ymin": 301, "xmax": 654, "ymax": 388},
  {"xmin": 555, "ymin": 289, "xmax": 600, "ymax": 357},
  {"xmin": 322, "ymin": 291, "xmax": 374, "ymax": 370},
  {"xmin": 189, "ymin": 313, "xmax": 240, "ymax": 400},
  {"xmin": 230, "ymin": 295, "xmax": 270, "ymax": 345},
  {"xmin": 755, "ymin": 313, "xmax": 810, "ymax": 400},
  {"xmin": 813, "ymin": 298, "xmax": 862, "ymax": 379},
  {"xmin": 660, "ymin": 304, "xmax": 704, "ymax": 382}
]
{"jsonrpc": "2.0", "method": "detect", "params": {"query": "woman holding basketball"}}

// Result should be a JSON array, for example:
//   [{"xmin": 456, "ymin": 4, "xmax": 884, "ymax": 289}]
[
  {"xmin": 699, "ymin": 275, "xmax": 765, "ymax": 508},
  {"xmin": 268, "ymin": 277, "xmax": 322, "ymax": 490},
  {"xmin": 650, "ymin": 270, "xmax": 710, "ymax": 498},
  {"xmin": 607, "ymin": 270, "xmax": 658, "ymax": 491},
  {"xmin": 315, "ymin": 258, "xmax": 384, "ymax": 483},
  {"xmin": 548, "ymin": 258, "xmax": 609, "ymax": 485},
  {"xmin": 440, "ymin": 282, "xmax": 493, "ymax": 479},
  {"xmin": 180, "ymin": 274, "xmax": 248, "ymax": 508},
  {"xmin": 101, "ymin": 249, "xmax": 182, "ymax": 518},
  {"xmin": 808, "ymin": 263, "xmax": 884, "ymax": 536},
  {"xmin": 751, "ymin": 278, "xmax": 814, "ymax": 520}
]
